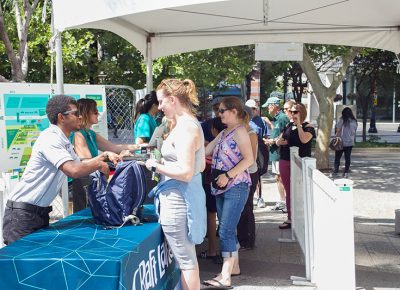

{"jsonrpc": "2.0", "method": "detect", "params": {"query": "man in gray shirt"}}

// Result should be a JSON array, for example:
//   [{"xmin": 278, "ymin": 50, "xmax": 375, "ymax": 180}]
[{"xmin": 3, "ymin": 95, "xmax": 118, "ymax": 245}]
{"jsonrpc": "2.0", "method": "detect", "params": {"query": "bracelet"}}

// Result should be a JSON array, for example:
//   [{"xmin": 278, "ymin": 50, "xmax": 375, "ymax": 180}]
[{"xmin": 225, "ymin": 172, "xmax": 233, "ymax": 180}]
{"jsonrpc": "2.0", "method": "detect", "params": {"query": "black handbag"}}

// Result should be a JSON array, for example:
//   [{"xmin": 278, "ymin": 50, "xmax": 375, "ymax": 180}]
[
  {"xmin": 211, "ymin": 168, "xmax": 228, "ymax": 190},
  {"xmin": 329, "ymin": 137, "xmax": 343, "ymax": 151}
]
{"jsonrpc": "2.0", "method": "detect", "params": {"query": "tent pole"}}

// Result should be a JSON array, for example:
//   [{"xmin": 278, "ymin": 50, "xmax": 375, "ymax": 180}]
[
  {"xmin": 146, "ymin": 35, "xmax": 153, "ymax": 93},
  {"xmin": 55, "ymin": 30, "xmax": 64, "ymax": 95}
]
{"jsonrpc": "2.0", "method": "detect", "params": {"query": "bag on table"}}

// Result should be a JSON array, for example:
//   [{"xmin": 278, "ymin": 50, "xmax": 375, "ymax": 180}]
[
  {"xmin": 211, "ymin": 168, "xmax": 228, "ymax": 190},
  {"xmin": 87, "ymin": 160, "xmax": 147, "ymax": 228},
  {"xmin": 329, "ymin": 137, "xmax": 343, "ymax": 151}
]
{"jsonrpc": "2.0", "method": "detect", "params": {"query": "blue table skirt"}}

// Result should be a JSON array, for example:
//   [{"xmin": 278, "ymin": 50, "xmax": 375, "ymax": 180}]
[{"xmin": 0, "ymin": 205, "xmax": 180, "ymax": 290}]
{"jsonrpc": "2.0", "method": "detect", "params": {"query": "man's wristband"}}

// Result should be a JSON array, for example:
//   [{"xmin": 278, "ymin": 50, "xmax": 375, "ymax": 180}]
[{"xmin": 225, "ymin": 172, "xmax": 233, "ymax": 180}]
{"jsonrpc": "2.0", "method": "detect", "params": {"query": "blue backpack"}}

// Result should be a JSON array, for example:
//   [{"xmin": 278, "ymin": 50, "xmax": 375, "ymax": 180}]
[{"xmin": 87, "ymin": 160, "xmax": 147, "ymax": 228}]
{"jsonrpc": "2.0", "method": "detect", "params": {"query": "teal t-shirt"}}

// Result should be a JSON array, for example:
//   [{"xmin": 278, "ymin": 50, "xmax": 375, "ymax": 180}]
[
  {"xmin": 134, "ymin": 113, "xmax": 157, "ymax": 143},
  {"xmin": 70, "ymin": 129, "xmax": 99, "ymax": 157},
  {"xmin": 269, "ymin": 111, "xmax": 289, "ymax": 161}
]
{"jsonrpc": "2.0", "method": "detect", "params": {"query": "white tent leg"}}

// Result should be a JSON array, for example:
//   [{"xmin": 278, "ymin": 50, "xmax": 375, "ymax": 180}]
[
  {"xmin": 55, "ymin": 29, "xmax": 64, "ymax": 95},
  {"xmin": 146, "ymin": 36, "xmax": 153, "ymax": 93}
]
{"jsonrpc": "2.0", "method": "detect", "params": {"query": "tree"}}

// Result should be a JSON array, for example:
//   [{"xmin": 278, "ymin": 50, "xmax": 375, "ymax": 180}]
[
  {"xmin": 0, "ymin": 0, "xmax": 40, "ymax": 81},
  {"xmin": 151, "ymin": 45, "xmax": 255, "ymax": 88},
  {"xmin": 350, "ymin": 49, "xmax": 398, "ymax": 141},
  {"xmin": 300, "ymin": 45, "xmax": 361, "ymax": 169}
]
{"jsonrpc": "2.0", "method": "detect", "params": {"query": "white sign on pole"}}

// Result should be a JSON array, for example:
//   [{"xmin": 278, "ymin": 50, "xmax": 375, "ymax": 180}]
[{"xmin": 255, "ymin": 43, "xmax": 303, "ymax": 61}]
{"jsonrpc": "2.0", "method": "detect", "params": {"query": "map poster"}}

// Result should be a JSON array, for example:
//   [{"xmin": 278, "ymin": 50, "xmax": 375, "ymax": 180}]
[{"xmin": 0, "ymin": 83, "xmax": 107, "ymax": 174}]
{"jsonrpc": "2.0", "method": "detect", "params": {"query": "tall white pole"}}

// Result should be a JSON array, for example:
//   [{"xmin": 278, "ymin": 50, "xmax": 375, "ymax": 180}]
[
  {"xmin": 55, "ymin": 30, "xmax": 64, "ymax": 95},
  {"xmin": 146, "ymin": 36, "xmax": 153, "ymax": 93}
]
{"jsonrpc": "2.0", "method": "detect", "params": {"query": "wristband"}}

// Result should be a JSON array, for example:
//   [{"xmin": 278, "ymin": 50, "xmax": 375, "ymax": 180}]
[{"xmin": 225, "ymin": 172, "xmax": 233, "ymax": 180}]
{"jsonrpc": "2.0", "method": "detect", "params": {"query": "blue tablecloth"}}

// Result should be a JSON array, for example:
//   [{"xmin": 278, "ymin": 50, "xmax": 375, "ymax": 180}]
[{"xmin": 0, "ymin": 205, "xmax": 180, "ymax": 290}]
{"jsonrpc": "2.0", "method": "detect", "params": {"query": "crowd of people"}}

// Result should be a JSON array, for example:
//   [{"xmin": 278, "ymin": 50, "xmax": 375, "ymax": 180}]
[{"xmin": 3, "ymin": 77, "xmax": 359, "ymax": 289}]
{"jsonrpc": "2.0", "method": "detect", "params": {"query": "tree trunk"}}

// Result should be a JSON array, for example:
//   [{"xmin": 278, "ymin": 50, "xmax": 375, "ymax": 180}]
[
  {"xmin": 313, "ymin": 90, "xmax": 335, "ymax": 169},
  {"xmin": 299, "ymin": 45, "xmax": 361, "ymax": 169}
]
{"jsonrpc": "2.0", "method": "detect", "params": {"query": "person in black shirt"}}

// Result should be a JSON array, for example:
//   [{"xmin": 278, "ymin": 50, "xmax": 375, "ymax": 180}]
[{"xmin": 276, "ymin": 103, "xmax": 315, "ymax": 229}]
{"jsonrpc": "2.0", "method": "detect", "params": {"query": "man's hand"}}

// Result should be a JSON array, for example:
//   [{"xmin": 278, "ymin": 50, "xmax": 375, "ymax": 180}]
[
  {"xmin": 100, "ymin": 151, "xmax": 121, "ymax": 164},
  {"xmin": 264, "ymin": 138, "xmax": 274, "ymax": 146},
  {"xmin": 98, "ymin": 161, "xmax": 110, "ymax": 179}
]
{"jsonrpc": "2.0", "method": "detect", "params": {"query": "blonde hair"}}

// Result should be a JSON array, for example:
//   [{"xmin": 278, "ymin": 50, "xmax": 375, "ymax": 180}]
[{"xmin": 156, "ymin": 78, "xmax": 198, "ymax": 115}]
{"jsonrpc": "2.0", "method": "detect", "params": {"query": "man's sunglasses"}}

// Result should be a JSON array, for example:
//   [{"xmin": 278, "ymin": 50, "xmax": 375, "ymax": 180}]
[{"xmin": 62, "ymin": 109, "xmax": 80, "ymax": 117}]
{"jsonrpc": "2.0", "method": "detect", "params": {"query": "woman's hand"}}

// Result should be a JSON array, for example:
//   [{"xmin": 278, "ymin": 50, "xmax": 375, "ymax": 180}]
[
  {"xmin": 145, "ymin": 158, "xmax": 158, "ymax": 171},
  {"xmin": 276, "ymin": 136, "xmax": 288, "ymax": 146},
  {"xmin": 216, "ymin": 173, "xmax": 229, "ymax": 188},
  {"xmin": 119, "ymin": 150, "xmax": 133, "ymax": 157}
]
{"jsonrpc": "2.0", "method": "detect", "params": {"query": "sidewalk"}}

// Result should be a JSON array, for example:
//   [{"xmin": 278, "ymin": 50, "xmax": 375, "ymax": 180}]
[{"xmin": 198, "ymin": 151, "xmax": 400, "ymax": 289}]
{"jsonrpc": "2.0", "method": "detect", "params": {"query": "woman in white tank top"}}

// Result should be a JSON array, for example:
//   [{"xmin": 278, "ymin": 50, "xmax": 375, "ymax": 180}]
[{"xmin": 145, "ymin": 78, "xmax": 205, "ymax": 290}]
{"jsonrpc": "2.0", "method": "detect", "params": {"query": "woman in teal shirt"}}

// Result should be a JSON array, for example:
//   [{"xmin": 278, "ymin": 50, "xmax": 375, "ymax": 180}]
[
  {"xmin": 133, "ymin": 91, "xmax": 159, "ymax": 144},
  {"xmin": 70, "ymin": 99, "xmax": 141, "ymax": 212},
  {"xmin": 71, "ymin": 99, "xmax": 139, "ymax": 158}
]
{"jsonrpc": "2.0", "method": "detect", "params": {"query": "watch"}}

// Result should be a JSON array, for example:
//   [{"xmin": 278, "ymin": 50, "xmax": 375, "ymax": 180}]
[
  {"xmin": 225, "ymin": 172, "xmax": 233, "ymax": 180},
  {"xmin": 151, "ymin": 165, "xmax": 157, "ymax": 172}
]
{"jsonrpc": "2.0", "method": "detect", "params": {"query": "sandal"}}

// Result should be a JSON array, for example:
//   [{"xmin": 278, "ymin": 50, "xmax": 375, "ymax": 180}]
[
  {"xmin": 202, "ymin": 278, "xmax": 233, "ymax": 289},
  {"xmin": 279, "ymin": 222, "xmax": 291, "ymax": 229}
]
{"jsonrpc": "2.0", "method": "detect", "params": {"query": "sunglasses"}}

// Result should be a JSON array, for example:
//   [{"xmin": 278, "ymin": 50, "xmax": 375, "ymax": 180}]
[
  {"xmin": 62, "ymin": 109, "xmax": 80, "ymax": 117},
  {"xmin": 218, "ymin": 108, "xmax": 229, "ymax": 114},
  {"xmin": 290, "ymin": 110, "xmax": 299, "ymax": 115}
]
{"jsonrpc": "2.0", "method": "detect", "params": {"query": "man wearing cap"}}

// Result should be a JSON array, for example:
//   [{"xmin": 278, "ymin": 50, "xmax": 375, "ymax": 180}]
[
  {"xmin": 244, "ymin": 99, "xmax": 269, "ymax": 208},
  {"xmin": 244, "ymin": 99, "xmax": 269, "ymax": 140},
  {"xmin": 262, "ymin": 96, "xmax": 290, "ymax": 212}
]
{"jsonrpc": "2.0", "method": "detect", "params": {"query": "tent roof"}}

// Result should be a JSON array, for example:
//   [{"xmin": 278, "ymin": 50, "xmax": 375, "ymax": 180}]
[{"xmin": 53, "ymin": 0, "xmax": 400, "ymax": 58}]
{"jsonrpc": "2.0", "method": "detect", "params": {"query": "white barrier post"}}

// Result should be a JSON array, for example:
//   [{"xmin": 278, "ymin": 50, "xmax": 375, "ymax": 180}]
[
  {"xmin": 290, "ymin": 157, "xmax": 316, "ymax": 286},
  {"xmin": 312, "ymin": 175, "xmax": 355, "ymax": 290},
  {"xmin": 278, "ymin": 147, "xmax": 299, "ymax": 243}
]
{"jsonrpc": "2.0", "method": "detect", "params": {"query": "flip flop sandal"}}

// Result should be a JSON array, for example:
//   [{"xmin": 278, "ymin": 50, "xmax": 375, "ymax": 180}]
[{"xmin": 202, "ymin": 278, "xmax": 233, "ymax": 289}]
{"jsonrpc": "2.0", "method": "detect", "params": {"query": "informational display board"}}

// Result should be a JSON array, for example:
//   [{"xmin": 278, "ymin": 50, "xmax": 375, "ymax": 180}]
[{"xmin": 0, "ymin": 83, "xmax": 107, "ymax": 174}]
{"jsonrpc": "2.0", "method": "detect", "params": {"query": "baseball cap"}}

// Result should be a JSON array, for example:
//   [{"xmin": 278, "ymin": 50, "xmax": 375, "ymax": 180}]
[
  {"xmin": 245, "ymin": 99, "xmax": 258, "ymax": 109},
  {"xmin": 261, "ymin": 96, "xmax": 281, "ymax": 107}
]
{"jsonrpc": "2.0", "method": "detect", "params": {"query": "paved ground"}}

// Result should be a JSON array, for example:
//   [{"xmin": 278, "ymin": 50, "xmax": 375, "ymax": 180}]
[
  {"xmin": 198, "ymin": 151, "xmax": 400, "ymax": 289},
  {"xmin": 334, "ymin": 122, "xmax": 400, "ymax": 143}
]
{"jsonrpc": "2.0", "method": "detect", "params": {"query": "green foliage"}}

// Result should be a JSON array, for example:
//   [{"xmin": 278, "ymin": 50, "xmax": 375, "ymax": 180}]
[{"xmin": 151, "ymin": 46, "xmax": 255, "ymax": 88}]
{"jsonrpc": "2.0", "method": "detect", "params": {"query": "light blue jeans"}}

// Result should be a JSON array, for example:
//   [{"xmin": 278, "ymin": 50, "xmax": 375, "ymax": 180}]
[{"xmin": 216, "ymin": 182, "xmax": 249, "ymax": 257}]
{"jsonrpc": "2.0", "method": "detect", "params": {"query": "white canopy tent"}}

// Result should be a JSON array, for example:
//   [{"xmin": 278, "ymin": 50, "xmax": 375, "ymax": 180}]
[{"xmin": 52, "ymin": 0, "xmax": 400, "ymax": 92}]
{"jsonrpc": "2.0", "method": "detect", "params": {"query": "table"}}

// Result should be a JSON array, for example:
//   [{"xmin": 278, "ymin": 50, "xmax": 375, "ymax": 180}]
[{"xmin": 0, "ymin": 206, "xmax": 180, "ymax": 290}]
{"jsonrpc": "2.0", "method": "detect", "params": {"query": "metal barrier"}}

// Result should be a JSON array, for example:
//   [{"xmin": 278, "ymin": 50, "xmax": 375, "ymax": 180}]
[
  {"xmin": 281, "ymin": 147, "xmax": 355, "ymax": 289},
  {"xmin": 105, "ymin": 85, "xmax": 136, "ymax": 144}
]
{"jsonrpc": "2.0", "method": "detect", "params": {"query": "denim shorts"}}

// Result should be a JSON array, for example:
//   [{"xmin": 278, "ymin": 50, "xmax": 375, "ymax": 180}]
[
  {"xmin": 215, "ymin": 182, "xmax": 249, "ymax": 256},
  {"xmin": 159, "ymin": 189, "xmax": 197, "ymax": 270}
]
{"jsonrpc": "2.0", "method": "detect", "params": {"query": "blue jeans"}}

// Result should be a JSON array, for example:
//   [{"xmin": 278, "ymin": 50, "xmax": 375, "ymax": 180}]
[{"xmin": 216, "ymin": 182, "xmax": 249, "ymax": 257}]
